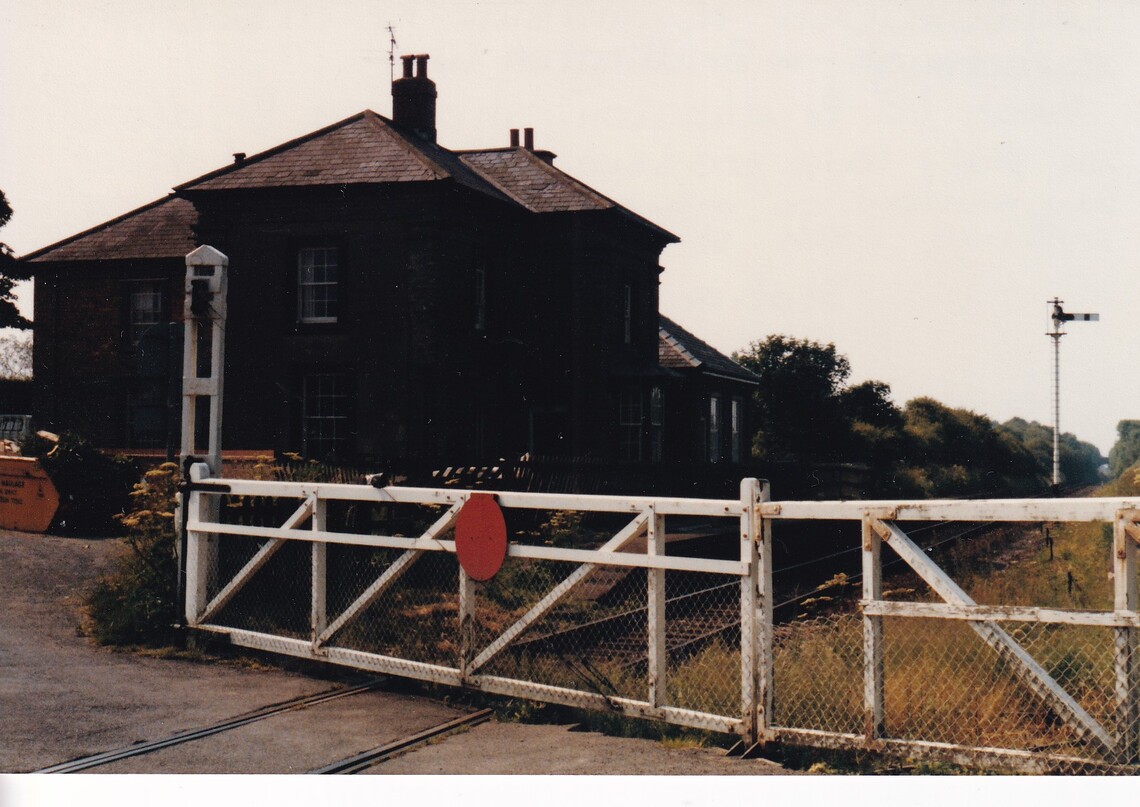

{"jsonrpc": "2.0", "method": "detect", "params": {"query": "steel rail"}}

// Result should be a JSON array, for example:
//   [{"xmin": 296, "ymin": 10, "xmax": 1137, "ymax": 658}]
[
  {"xmin": 309, "ymin": 708, "xmax": 494, "ymax": 773},
  {"xmin": 36, "ymin": 679, "xmax": 385, "ymax": 773}
]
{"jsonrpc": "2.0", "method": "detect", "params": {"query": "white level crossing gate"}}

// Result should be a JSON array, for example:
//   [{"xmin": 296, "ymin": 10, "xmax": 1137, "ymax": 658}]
[{"xmin": 181, "ymin": 465, "xmax": 1140, "ymax": 773}]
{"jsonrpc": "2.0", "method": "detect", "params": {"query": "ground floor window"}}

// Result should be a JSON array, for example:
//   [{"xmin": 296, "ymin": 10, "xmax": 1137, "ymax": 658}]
[
  {"xmin": 127, "ymin": 381, "xmax": 167, "ymax": 449},
  {"xmin": 619, "ymin": 387, "xmax": 642, "ymax": 461},
  {"xmin": 303, "ymin": 374, "xmax": 350, "ymax": 460},
  {"xmin": 618, "ymin": 385, "xmax": 664, "ymax": 463},
  {"xmin": 648, "ymin": 386, "xmax": 664, "ymax": 462},
  {"xmin": 708, "ymin": 394, "xmax": 722, "ymax": 463},
  {"xmin": 731, "ymin": 396, "xmax": 743, "ymax": 463}
]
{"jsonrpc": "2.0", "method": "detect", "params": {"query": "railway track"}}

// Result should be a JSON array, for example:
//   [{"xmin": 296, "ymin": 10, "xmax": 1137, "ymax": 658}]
[
  {"xmin": 36, "ymin": 678, "xmax": 491, "ymax": 775},
  {"xmin": 515, "ymin": 519, "xmax": 1000, "ymax": 671}
]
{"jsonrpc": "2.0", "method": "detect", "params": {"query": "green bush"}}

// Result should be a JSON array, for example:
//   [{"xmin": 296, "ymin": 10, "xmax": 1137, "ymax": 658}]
[{"xmin": 85, "ymin": 463, "xmax": 180, "ymax": 646}]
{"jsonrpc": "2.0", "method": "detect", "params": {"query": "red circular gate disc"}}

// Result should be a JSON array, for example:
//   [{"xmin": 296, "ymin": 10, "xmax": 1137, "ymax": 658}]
[{"xmin": 454, "ymin": 493, "xmax": 508, "ymax": 581}]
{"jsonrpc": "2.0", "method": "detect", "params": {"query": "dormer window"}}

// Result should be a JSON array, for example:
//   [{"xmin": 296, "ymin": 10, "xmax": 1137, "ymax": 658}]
[{"xmin": 298, "ymin": 247, "xmax": 338, "ymax": 324}]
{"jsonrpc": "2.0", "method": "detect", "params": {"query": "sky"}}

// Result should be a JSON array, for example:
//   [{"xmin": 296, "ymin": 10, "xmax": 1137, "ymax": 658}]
[{"xmin": 1, "ymin": 0, "xmax": 1137, "ymax": 455}]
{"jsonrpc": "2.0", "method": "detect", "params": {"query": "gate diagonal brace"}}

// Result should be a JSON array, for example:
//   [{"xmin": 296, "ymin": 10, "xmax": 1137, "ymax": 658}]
[
  {"xmin": 466, "ymin": 509, "xmax": 653, "ymax": 674},
  {"xmin": 1122, "ymin": 513, "xmax": 1140, "ymax": 547},
  {"xmin": 868, "ymin": 517, "xmax": 1115, "ymax": 755},
  {"xmin": 314, "ymin": 502, "xmax": 463, "ymax": 649}
]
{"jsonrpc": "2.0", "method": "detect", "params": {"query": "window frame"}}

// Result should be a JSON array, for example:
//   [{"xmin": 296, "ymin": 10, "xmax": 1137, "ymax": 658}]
[
  {"xmin": 302, "ymin": 373, "xmax": 352, "ymax": 461},
  {"xmin": 296, "ymin": 246, "xmax": 340, "ymax": 325},
  {"xmin": 125, "ymin": 278, "xmax": 166, "ymax": 349},
  {"xmin": 622, "ymin": 282, "xmax": 633, "ymax": 345},
  {"xmin": 708, "ymin": 394, "xmax": 722, "ymax": 464},
  {"xmin": 474, "ymin": 265, "xmax": 487, "ymax": 332},
  {"xmin": 648, "ymin": 385, "xmax": 664, "ymax": 463},
  {"xmin": 730, "ymin": 396, "xmax": 743, "ymax": 464},
  {"xmin": 618, "ymin": 386, "xmax": 643, "ymax": 462}
]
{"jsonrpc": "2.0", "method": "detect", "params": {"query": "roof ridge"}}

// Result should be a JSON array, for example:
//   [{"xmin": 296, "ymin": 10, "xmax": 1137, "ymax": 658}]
[
  {"xmin": 514, "ymin": 149, "xmax": 614, "ymax": 210},
  {"xmin": 658, "ymin": 316, "xmax": 701, "ymax": 368},
  {"xmin": 21, "ymin": 194, "xmax": 190, "ymax": 263},
  {"xmin": 362, "ymin": 112, "xmax": 450, "ymax": 181},
  {"xmin": 175, "ymin": 110, "xmax": 376, "ymax": 191},
  {"xmin": 457, "ymin": 150, "xmax": 540, "ymax": 213}
]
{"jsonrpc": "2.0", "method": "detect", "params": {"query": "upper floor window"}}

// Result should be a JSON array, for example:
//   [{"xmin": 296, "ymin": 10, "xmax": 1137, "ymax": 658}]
[
  {"xmin": 474, "ymin": 266, "xmax": 487, "ymax": 331},
  {"xmin": 298, "ymin": 247, "xmax": 339, "ymax": 324},
  {"xmin": 622, "ymin": 283, "xmax": 633, "ymax": 344},
  {"xmin": 128, "ymin": 280, "xmax": 164, "ymax": 347}
]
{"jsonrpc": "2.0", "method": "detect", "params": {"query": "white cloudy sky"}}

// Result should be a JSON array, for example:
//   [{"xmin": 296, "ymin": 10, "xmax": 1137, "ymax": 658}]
[{"xmin": 2, "ymin": 0, "xmax": 1137, "ymax": 454}]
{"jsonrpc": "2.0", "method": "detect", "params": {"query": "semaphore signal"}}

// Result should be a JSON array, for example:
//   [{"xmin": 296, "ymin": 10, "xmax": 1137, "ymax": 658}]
[{"xmin": 1047, "ymin": 298, "xmax": 1099, "ymax": 492}]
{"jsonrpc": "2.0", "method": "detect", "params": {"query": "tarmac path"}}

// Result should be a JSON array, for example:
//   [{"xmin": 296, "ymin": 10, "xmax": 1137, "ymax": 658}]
[{"xmin": 0, "ymin": 528, "xmax": 791, "ymax": 776}]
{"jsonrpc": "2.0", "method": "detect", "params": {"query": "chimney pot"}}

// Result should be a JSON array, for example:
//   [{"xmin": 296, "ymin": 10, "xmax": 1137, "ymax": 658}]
[
  {"xmin": 391, "ymin": 52, "xmax": 437, "ymax": 142},
  {"xmin": 232, "ymin": 152, "xmax": 246, "ymax": 165},
  {"xmin": 509, "ymin": 129, "xmax": 520, "ymax": 148},
  {"xmin": 524, "ymin": 128, "xmax": 534, "ymax": 150}
]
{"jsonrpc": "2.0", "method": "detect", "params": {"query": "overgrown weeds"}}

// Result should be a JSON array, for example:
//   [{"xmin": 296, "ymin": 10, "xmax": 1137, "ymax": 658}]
[{"xmin": 84, "ymin": 462, "xmax": 180, "ymax": 646}]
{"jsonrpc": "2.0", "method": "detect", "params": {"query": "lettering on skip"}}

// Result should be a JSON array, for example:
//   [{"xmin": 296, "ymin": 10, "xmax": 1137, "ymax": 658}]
[{"xmin": 1, "ymin": 477, "xmax": 28, "ymax": 506}]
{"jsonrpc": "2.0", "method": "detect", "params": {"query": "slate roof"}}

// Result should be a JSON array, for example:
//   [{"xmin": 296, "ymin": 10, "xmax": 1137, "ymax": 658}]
[
  {"xmin": 659, "ymin": 314, "xmax": 759, "ymax": 385},
  {"xmin": 175, "ymin": 110, "xmax": 511, "ymax": 203},
  {"xmin": 24, "ymin": 109, "xmax": 676, "ymax": 264},
  {"xmin": 23, "ymin": 195, "xmax": 198, "ymax": 263},
  {"xmin": 459, "ymin": 147, "xmax": 678, "ymax": 242}
]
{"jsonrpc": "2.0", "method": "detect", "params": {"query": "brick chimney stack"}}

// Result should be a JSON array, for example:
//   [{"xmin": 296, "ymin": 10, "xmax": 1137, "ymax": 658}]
[{"xmin": 391, "ymin": 53, "xmax": 437, "ymax": 142}]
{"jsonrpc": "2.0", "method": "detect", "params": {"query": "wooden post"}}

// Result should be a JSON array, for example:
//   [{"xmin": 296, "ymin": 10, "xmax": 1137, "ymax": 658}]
[
  {"xmin": 178, "ymin": 246, "xmax": 228, "ymax": 627},
  {"xmin": 1114, "ymin": 510, "xmax": 1139, "ymax": 763},
  {"xmin": 458, "ymin": 567, "xmax": 477, "ymax": 680},
  {"xmin": 862, "ymin": 512, "xmax": 885, "ymax": 741},
  {"xmin": 648, "ymin": 504, "xmax": 667, "ymax": 708},
  {"xmin": 184, "ymin": 462, "xmax": 215, "ymax": 625},
  {"xmin": 757, "ymin": 481, "xmax": 774, "ymax": 740},
  {"xmin": 312, "ymin": 497, "xmax": 328, "ymax": 650},
  {"xmin": 739, "ymin": 479, "xmax": 759, "ymax": 744}
]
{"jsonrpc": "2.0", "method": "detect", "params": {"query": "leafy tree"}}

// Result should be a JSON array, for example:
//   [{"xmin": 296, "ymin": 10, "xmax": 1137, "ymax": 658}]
[
  {"xmin": 899, "ymin": 398, "xmax": 1042, "ymax": 497},
  {"xmin": 1109, "ymin": 420, "xmax": 1140, "ymax": 478},
  {"xmin": 0, "ymin": 188, "xmax": 31, "ymax": 330},
  {"xmin": 733, "ymin": 335, "xmax": 851, "ymax": 462},
  {"xmin": 0, "ymin": 331, "xmax": 32, "ymax": 380},
  {"xmin": 1000, "ymin": 417, "xmax": 1105, "ymax": 487}
]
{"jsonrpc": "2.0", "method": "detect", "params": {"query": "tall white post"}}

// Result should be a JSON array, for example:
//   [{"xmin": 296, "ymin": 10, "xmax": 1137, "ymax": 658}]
[
  {"xmin": 647, "ymin": 504, "xmax": 667, "ymax": 708},
  {"xmin": 179, "ymin": 246, "xmax": 228, "ymax": 625},
  {"xmin": 862, "ymin": 511, "xmax": 885, "ymax": 740},
  {"xmin": 180, "ymin": 245, "xmax": 229, "ymax": 476}
]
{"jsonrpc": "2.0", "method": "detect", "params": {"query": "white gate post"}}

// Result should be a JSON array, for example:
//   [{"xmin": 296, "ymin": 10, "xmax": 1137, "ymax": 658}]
[
  {"xmin": 459, "ymin": 567, "xmax": 477, "ymax": 679},
  {"xmin": 1114, "ymin": 510, "xmax": 1139, "ymax": 762},
  {"xmin": 740, "ymin": 478, "xmax": 771, "ymax": 745},
  {"xmin": 178, "ymin": 245, "xmax": 228, "ymax": 624},
  {"xmin": 647, "ymin": 504, "xmax": 667, "ymax": 708},
  {"xmin": 180, "ymin": 245, "xmax": 228, "ymax": 475},
  {"xmin": 312, "ymin": 497, "xmax": 328, "ymax": 649},
  {"xmin": 862, "ymin": 511, "xmax": 885, "ymax": 741},
  {"xmin": 184, "ymin": 462, "xmax": 213, "ymax": 624}
]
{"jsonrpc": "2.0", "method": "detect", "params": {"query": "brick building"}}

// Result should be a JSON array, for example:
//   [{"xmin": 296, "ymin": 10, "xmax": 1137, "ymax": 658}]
[{"xmin": 23, "ymin": 55, "xmax": 757, "ymax": 472}]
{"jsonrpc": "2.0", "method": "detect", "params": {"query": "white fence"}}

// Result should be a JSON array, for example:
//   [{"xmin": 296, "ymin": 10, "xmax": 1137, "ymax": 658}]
[{"xmin": 181, "ymin": 463, "xmax": 1140, "ymax": 773}]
